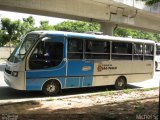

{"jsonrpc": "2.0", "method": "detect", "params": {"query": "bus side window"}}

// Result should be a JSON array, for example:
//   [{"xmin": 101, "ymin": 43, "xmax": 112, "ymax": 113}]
[
  {"xmin": 112, "ymin": 42, "xmax": 132, "ymax": 60},
  {"xmin": 144, "ymin": 44, "xmax": 154, "ymax": 60},
  {"xmin": 85, "ymin": 40, "xmax": 110, "ymax": 60},
  {"xmin": 68, "ymin": 38, "xmax": 83, "ymax": 59},
  {"xmin": 157, "ymin": 45, "xmax": 160, "ymax": 55},
  {"xmin": 133, "ymin": 43, "xmax": 143, "ymax": 60}
]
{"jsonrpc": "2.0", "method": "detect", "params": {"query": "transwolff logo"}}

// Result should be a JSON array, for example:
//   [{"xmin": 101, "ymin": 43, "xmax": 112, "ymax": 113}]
[{"xmin": 97, "ymin": 64, "xmax": 117, "ymax": 72}]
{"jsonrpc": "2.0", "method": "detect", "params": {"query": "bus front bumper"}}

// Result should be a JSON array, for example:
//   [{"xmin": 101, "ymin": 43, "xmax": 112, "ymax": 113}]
[{"xmin": 4, "ymin": 71, "xmax": 26, "ymax": 90}]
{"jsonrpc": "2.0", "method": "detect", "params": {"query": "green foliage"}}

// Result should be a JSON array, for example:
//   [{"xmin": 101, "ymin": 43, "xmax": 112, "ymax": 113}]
[
  {"xmin": 54, "ymin": 21, "xmax": 100, "ymax": 33},
  {"xmin": 1, "ymin": 18, "xmax": 23, "ymax": 46},
  {"xmin": 21, "ymin": 16, "xmax": 36, "ymax": 35},
  {"xmin": 0, "ymin": 30, "xmax": 9, "ymax": 46},
  {"xmin": 114, "ymin": 27, "xmax": 160, "ymax": 42},
  {"xmin": 38, "ymin": 20, "xmax": 54, "ymax": 30},
  {"xmin": 140, "ymin": 0, "xmax": 160, "ymax": 5},
  {"xmin": 0, "ymin": 16, "xmax": 37, "ymax": 46}
]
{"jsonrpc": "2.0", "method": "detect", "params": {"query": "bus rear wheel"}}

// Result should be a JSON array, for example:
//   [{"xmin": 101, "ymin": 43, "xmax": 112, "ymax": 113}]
[
  {"xmin": 42, "ymin": 80, "xmax": 60, "ymax": 96},
  {"xmin": 115, "ymin": 77, "xmax": 127, "ymax": 90}
]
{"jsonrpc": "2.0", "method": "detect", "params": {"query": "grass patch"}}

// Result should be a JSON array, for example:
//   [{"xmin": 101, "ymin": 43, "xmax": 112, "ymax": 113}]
[
  {"xmin": 46, "ymin": 98, "xmax": 55, "ymax": 101},
  {"xmin": 142, "ymin": 87, "xmax": 158, "ymax": 91},
  {"xmin": 99, "ymin": 90, "xmax": 116, "ymax": 96},
  {"xmin": 123, "ymin": 89, "xmax": 134, "ymax": 94},
  {"xmin": 98, "ymin": 87, "xmax": 158, "ymax": 96}
]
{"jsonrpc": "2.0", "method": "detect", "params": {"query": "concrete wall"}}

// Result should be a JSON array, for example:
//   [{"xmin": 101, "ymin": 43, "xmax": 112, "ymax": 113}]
[
  {"xmin": 113, "ymin": 0, "xmax": 160, "ymax": 13},
  {"xmin": 0, "ymin": 47, "xmax": 15, "ymax": 59}
]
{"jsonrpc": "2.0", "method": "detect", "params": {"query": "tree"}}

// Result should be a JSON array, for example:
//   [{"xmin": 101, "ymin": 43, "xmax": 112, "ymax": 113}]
[
  {"xmin": 114, "ymin": 27, "xmax": 160, "ymax": 42},
  {"xmin": 39, "ymin": 20, "xmax": 54, "ymax": 30},
  {"xmin": 140, "ymin": 0, "xmax": 160, "ymax": 5},
  {"xmin": 0, "ymin": 30, "xmax": 8, "ymax": 46},
  {"xmin": 54, "ymin": 21, "xmax": 160, "ymax": 42},
  {"xmin": 54, "ymin": 21, "xmax": 100, "ymax": 33},
  {"xmin": 21, "ymin": 16, "xmax": 36, "ymax": 35},
  {"xmin": 0, "ymin": 16, "xmax": 37, "ymax": 47},
  {"xmin": 1, "ymin": 18, "xmax": 22, "ymax": 46}
]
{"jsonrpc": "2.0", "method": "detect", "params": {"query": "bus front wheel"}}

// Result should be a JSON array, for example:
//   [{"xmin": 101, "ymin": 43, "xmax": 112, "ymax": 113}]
[
  {"xmin": 115, "ymin": 76, "xmax": 127, "ymax": 90},
  {"xmin": 42, "ymin": 80, "xmax": 60, "ymax": 96}
]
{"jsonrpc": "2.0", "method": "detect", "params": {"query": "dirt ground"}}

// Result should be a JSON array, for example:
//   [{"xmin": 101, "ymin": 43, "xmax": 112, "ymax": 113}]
[{"xmin": 0, "ymin": 88, "xmax": 159, "ymax": 120}]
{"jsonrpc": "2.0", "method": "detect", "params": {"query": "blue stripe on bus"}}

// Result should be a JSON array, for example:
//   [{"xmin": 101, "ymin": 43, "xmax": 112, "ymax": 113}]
[
  {"xmin": 26, "ymin": 61, "xmax": 66, "ymax": 78},
  {"xmin": 26, "ymin": 61, "xmax": 95, "ymax": 89},
  {"xmin": 26, "ymin": 77, "xmax": 66, "ymax": 90},
  {"xmin": 67, "ymin": 61, "xmax": 94, "ymax": 76}
]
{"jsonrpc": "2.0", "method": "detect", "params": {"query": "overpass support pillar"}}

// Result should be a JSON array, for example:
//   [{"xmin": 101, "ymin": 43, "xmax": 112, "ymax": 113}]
[{"xmin": 100, "ymin": 22, "xmax": 114, "ymax": 36}]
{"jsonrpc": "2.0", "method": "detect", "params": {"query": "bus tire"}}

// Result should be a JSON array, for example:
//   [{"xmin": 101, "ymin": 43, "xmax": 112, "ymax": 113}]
[
  {"xmin": 42, "ymin": 80, "xmax": 60, "ymax": 96},
  {"xmin": 115, "ymin": 76, "xmax": 127, "ymax": 90}
]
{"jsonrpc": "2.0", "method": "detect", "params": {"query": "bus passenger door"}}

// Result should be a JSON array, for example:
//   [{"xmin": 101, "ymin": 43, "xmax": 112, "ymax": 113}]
[
  {"xmin": 67, "ymin": 38, "xmax": 94, "ymax": 88},
  {"xmin": 67, "ymin": 60, "xmax": 94, "ymax": 87}
]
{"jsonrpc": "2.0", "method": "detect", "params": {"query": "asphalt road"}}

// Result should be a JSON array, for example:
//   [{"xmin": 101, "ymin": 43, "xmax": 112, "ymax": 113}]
[{"xmin": 0, "ymin": 61, "xmax": 159, "ymax": 102}]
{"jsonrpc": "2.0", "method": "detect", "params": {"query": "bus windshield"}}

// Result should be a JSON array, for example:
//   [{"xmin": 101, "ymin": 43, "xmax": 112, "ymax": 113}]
[{"xmin": 8, "ymin": 34, "xmax": 39, "ymax": 63}]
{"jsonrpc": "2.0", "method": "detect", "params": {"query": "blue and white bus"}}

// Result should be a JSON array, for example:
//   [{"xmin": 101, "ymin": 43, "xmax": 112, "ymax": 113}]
[{"xmin": 4, "ymin": 31, "xmax": 155, "ymax": 96}]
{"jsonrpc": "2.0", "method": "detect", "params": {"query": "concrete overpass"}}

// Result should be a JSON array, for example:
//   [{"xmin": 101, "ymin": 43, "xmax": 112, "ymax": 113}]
[{"xmin": 0, "ymin": 0, "xmax": 159, "ymax": 35}]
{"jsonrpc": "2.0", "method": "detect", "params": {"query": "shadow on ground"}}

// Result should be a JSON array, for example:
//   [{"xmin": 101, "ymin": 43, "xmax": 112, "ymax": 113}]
[
  {"xmin": 0, "ymin": 97, "xmax": 158, "ymax": 120},
  {"xmin": 0, "ymin": 84, "xmax": 141, "ymax": 100}
]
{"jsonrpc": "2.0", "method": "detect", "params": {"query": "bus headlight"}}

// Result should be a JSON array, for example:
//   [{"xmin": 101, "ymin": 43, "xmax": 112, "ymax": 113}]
[{"xmin": 12, "ymin": 71, "xmax": 18, "ymax": 77}]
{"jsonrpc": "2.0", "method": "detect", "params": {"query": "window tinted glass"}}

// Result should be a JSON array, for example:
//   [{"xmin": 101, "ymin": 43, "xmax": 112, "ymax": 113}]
[
  {"xmin": 85, "ymin": 40, "xmax": 110, "ymax": 53},
  {"xmin": 144, "ymin": 44, "xmax": 154, "ymax": 60},
  {"xmin": 112, "ymin": 42, "xmax": 132, "ymax": 60},
  {"xmin": 133, "ymin": 43, "xmax": 143, "ymax": 60},
  {"xmin": 68, "ymin": 38, "xmax": 83, "ymax": 59},
  {"xmin": 29, "ymin": 40, "xmax": 63, "ymax": 69},
  {"xmin": 85, "ymin": 40, "xmax": 110, "ymax": 59},
  {"xmin": 156, "ymin": 45, "xmax": 160, "ymax": 55}
]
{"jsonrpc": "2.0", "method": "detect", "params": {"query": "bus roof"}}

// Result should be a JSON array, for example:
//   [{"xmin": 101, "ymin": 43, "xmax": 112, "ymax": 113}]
[{"xmin": 30, "ymin": 31, "xmax": 155, "ymax": 44}]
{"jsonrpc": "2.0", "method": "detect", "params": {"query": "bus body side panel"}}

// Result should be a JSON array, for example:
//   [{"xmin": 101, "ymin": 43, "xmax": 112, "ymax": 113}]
[
  {"xmin": 26, "ymin": 77, "xmax": 66, "ymax": 90},
  {"xmin": 67, "ymin": 60, "xmax": 94, "ymax": 88},
  {"xmin": 92, "ymin": 60, "xmax": 154, "ymax": 86},
  {"xmin": 155, "ymin": 56, "xmax": 160, "ymax": 70},
  {"xmin": 26, "ymin": 59, "xmax": 67, "ymax": 90}
]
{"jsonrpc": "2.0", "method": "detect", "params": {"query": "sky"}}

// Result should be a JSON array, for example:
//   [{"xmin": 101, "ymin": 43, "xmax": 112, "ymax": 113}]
[{"xmin": 0, "ymin": 10, "xmax": 67, "ymax": 26}]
